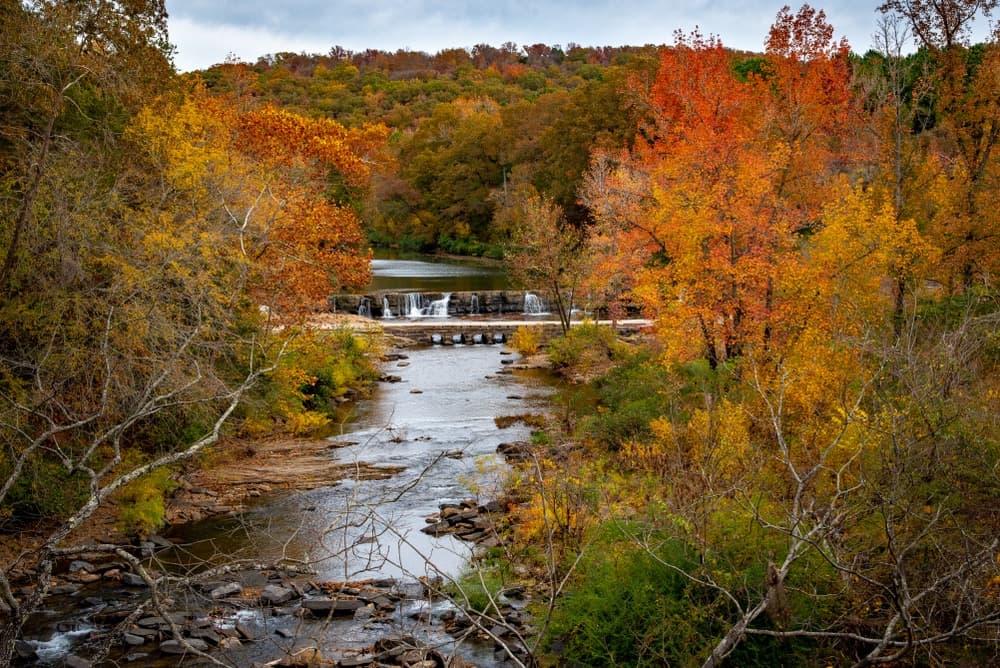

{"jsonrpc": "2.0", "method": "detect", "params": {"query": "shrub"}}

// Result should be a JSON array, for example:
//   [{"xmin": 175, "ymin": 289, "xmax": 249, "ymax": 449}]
[
  {"xmin": 547, "ymin": 321, "xmax": 619, "ymax": 370},
  {"xmin": 0, "ymin": 456, "xmax": 89, "ymax": 528},
  {"xmin": 508, "ymin": 325, "xmax": 540, "ymax": 355},
  {"xmin": 580, "ymin": 349, "xmax": 672, "ymax": 451},
  {"xmin": 115, "ymin": 466, "xmax": 178, "ymax": 538},
  {"xmin": 541, "ymin": 521, "xmax": 711, "ymax": 666},
  {"xmin": 243, "ymin": 328, "xmax": 379, "ymax": 435},
  {"xmin": 446, "ymin": 549, "xmax": 511, "ymax": 613}
]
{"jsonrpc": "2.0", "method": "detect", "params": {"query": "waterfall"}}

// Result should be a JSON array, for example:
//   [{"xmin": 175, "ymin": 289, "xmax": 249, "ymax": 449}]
[
  {"xmin": 427, "ymin": 293, "xmax": 450, "ymax": 317},
  {"xmin": 358, "ymin": 297, "xmax": 372, "ymax": 318},
  {"xmin": 405, "ymin": 293, "xmax": 423, "ymax": 317},
  {"xmin": 524, "ymin": 292, "xmax": 545, "ymax": 315},
  {"xmin": 470, "ymin": 294, "xmax": 480, "ymax": 315},
  {"xmin": 382, "ymin": 296, "xmax": 393, "ymax": 318},
  {"xmin": 400, "ymin": 292, "xmax": 450, "ymax": 317}
]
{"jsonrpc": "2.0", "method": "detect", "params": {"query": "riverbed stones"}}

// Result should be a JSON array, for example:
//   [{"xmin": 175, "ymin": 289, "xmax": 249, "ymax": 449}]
[
  {"xmin": 188, "ymin": 627, "xmax": 223, "ymax": 646},
  {"xmin": 120, "ymin": 572, "xmax": 147, "ymax": 587},
  {"xmin": 276, "ymin": 647, "xmax": 325, "ymax": 666},
  {"xmin": 208, "ymin": 581, "xmax": 243, "ymax": 599},
  {"xmin": 160, "ymin": 638, "xmax": 209, "ymax": 654},
  {"xmin": 420, "ymin": 499, "xmax": 502, "ymax": 546},
  {"xmin": 260, "ymin": 583, "xmax": 297, "ymax": 605},
  {"xmin": 123, "ymin": 632, "xmax": 146, "ymax": 646},
  {"xmin": 68, "ymin": 560, "xmax": 95, "ymax": 574},
  {"xmin": 301, "ymin": 597, "xmax": 365, "ymax": 616},
  {"xmin": 13, "ymin": 639, "xmax": 37, "ymax": 660},
  {"xmin": 48, "ymin": 583, "xmax": 82, "ymax": 595}
]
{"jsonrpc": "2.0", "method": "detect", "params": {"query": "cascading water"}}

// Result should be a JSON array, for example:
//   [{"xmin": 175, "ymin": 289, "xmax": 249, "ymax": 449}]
[
  {"xmin": 427, "ymin": 293, "xmax": 450, "ymax": 317},
  {"xmin": 403, "ymin": 292, "xmax": 451, "ymax": 317},
  {"xmin": 523, "ymin": 292, "xmax": 545, "ymax": 315},
  {"xmin": 470, "ymin": 294, "xmax": 480, "ymax": 315},
  {"xmin": 358, "ymin": 297, "xmax": 372, "ymax": 318},
  {"xmin": 406, "ymin": 293, "xmax": 423, "ymax": 317},
  {"xmin": 382, "ymin": 296, "xmax": 393, "ymax": 318}
]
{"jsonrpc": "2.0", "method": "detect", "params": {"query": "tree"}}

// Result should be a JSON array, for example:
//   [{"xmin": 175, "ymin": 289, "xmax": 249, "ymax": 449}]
[
  {"xmin": 0, "ymin": 7, "xmax": 387, "ymax": 663},
  {"xmin": 879, "ymin": 0, "xmax": 998, "ymax": 50},
  {"xmin": 581, "ymin": 10, "xmax": 855, "ymax": 369},
  {"xmin": 498, "ymin": 184, "xmax": 589, "ymax": 333},
  {"xmin": 136, "ymin": 88, "xmax": 388, "ymax": 311}
]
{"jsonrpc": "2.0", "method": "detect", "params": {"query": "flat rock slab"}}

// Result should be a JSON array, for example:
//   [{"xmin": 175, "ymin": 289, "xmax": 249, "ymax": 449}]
[
  {"xmin": 159, "ymin": 638, "xmax": 209, "ymax": 654},
  {"xmin": 301, "ymin": 597, "xmax": 365, "ymax": 615},
  {"xmin": 260, "ymin": 583, "xmax": 297, "ymax": 605}
]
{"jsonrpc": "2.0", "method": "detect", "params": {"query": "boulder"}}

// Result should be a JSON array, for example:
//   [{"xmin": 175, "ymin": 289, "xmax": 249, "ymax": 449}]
[
  {"xmin": 208, "ymin": 582, "xmax": 243, "ymax": 599},
  {"xmin": 260, "ymin": 584, "xmax": 296, "ymax": 606},
  {"xmin": 301, "ymin": 597, "xmax": 364, "ymax": 616}
]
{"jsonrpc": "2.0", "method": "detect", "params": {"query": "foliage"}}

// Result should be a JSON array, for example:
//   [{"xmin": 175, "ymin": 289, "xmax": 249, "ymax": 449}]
[
  {"xmin": 446, "ymin": 549, "xmax": 512, "ymax": 614},
  {"xmin": 0, "ymin": 457, "xmax": 89, "ymax": 527},
  {"xmin": 498, "ymin": 182, "xmax": 592, "ymax": 332},
  {"xmin": 201, "ymin": 45, "xmax": 654, "ymax": 255},
  {"xmin": 114, "ymin": 466, "xmax": 178, "ymax": 538},
  {"xmin": 0, "ymin": 4, "xmax": 387, "ymax": 660},
  {"xmin": 242, "ymin": 329, "xmax": 378, "ymax": 436},
  {"xmin": 508, "ymin": 325, "xmax": 540, "ymax": 356},
  {"xmin": 546, "ymin": 322, "xmax": 620, "ymax": 371},
  {"xmin": 578, "ymin": 349, "xmax": 672, "ymax": 451},
  {"xmin": 541, "ymin": 522, "xmax": 713, "ymax": 667}
]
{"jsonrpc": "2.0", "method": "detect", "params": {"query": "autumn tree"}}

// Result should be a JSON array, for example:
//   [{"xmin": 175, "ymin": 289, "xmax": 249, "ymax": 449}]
[
  {"xmin": 0, "ymin": 5, "xmax": 387, "ymax": 663},
  {"xmin": 874, "ymin": 0, "xmax": 1000, "ymax": 291},
  {"xmin": 498, "ymin": 184, "xmax": 589, "ymax": 333},
  {"xmin": 879, "ymin": 0, "xmax": 998, "ymax": 49},
  {"xmin": 390, "ymin": 97, "xmax": 504, "ymax": 249}
]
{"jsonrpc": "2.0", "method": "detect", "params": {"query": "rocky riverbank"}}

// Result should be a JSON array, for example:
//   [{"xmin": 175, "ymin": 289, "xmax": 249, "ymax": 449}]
[{"xmin": 11, "ymin": 341, "xmax": 558, "ymax": 667}]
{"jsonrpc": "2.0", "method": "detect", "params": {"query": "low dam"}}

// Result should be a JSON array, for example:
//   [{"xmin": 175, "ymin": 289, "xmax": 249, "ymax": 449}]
[
  {"xmin": 328, "ymin": 289, "xmax": 649, "ymax": 346},
  {"xmin": 329, "ymin": 289, "xmax": 553, "ymax": 319}
]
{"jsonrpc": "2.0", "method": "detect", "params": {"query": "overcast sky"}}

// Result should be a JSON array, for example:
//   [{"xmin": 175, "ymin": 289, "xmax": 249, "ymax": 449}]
[{"xmin": 165, "ymin": 1, "xmax": 987, "ymax": 72}]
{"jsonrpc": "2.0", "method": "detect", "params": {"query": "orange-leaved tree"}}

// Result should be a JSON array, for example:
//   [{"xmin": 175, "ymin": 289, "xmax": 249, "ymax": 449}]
[
  {"xmin": 583, "ymin": 8, "xmax": 855, "ymax": 369},
  {"xmin": 135, "ymin": 84, "xmax": 388, "ymax": 315}
]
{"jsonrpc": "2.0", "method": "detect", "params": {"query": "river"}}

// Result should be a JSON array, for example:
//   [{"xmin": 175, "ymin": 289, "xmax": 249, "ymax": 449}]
[
  {"xmin": 367, "ymin": 250, "xmax": 510, "ymax": 293},
  {"xmin": 24, "ymin": 257, "xmax": 550, "ymax": 667},
  {"xmin": 170, "ymin": 344, "xmax": 548, "ymax": 582}
]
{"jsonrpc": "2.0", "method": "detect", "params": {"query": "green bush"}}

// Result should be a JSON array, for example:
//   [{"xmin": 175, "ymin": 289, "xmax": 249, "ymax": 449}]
[
  {"xmin": 0, "ymin": 456, "xmax": 89, "ymax": 527},
  {"xmin": 115, "ymin": 466, "xmax": 178, "ymax": 538},
  {"xmin": 580, "ymin": 348, "xmax": 671, "ymax": 450},
  {"xmin": 446, "ymin": 549, "xmax": 511, "ymax": 613},
  {"xmin": 542, "ymin": 520, "xmax": 819, "ymax": 667},
  {"xmin": 547, "ymin": 322, "xmax": 619, "ymax": 369},
  {"xmin": 541, "ymin": 522, "xmax": 712, "ymax": 666}
]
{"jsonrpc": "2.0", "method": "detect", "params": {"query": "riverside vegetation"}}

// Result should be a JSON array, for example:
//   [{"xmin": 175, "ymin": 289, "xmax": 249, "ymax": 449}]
[{"xmin": 2, "ymin": 0, "xmax": 1000, "ymax": 666}]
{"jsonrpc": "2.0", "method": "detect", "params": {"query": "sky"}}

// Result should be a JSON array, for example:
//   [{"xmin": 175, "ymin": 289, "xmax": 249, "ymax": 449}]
[{"xmin": 165, "ymin": 1, "xmax": 991, "ymax": 72}]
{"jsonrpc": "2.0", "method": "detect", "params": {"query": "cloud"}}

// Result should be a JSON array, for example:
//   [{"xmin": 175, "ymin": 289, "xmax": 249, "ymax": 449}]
[{"xmin": 166, "ymin": 0, "xmax": 894, "ymax": 71}]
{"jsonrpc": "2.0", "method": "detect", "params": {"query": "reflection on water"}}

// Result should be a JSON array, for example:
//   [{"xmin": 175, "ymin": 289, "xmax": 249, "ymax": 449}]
[{"xmin": 367, "ymin": 251, "xmax": 510, "ymax": 292}]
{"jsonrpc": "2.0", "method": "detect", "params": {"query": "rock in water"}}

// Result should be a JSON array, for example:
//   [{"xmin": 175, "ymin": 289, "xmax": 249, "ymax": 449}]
[
  {"xmin": 160, "ymin": 638, "xmax": 209, "ymax": 654},
  {"xmin": 260, "ymin": 584, "xmax": 296, "ymax": 605}
]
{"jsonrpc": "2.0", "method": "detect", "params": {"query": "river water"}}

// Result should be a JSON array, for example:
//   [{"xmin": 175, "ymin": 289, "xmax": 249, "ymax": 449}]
[
  {"xmin": 24, "ymin": 257, "xmax": 549, "ymax": 666},
  {"xmin": 368, "ymin": 251, "xmax": 510, "ymax": 292},
  {"xmin": 171, "ymin": 344, "xmax": 548, "ymax": 582}
]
